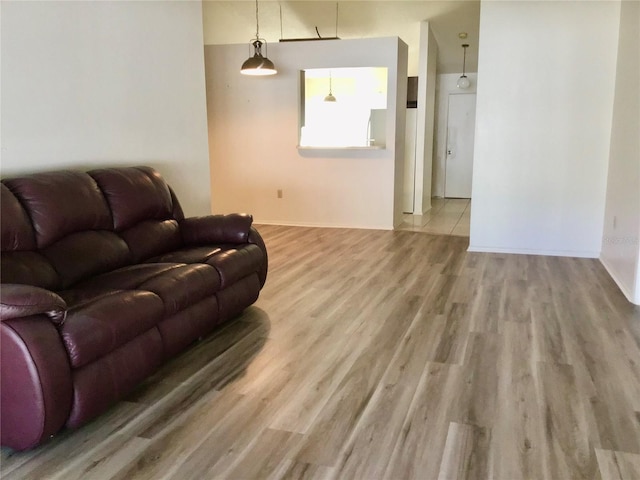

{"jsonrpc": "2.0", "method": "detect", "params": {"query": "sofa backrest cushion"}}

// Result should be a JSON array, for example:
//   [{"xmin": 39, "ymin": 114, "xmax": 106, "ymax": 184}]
[
  {"xmin": 1, "ymin": 252, "xmax": 62, "ymax": 290},
  {"xmin": 1, "ymin": 183, "xmax": 36, "ymax": 251},
  {"xmin": 3, "ymin": 171, "xmax": 132, "ymax": 288},
  {"xmin": 3, "ymin": 171, "xmax": 113, "ymax": 249},
  {"xmin": 43, "ymin": 231, "xmax": 132, "ymax": 288},
  {"xmin": 1, "ymin": 166, "xmax": 186, "ymax": 288},
  {"xmin": 119, "ymin": 220, "xmax": 182, "ymax": 263},
  {"xmin": 0, "ymin": 184, "xmax": 61, "ymax": 290},
  {"xmin": 89, "ymin": 167, "xmax": 182, "ymax": 262},
  {"xmin": 89, "ymin": 167, "xmax": 174, "ymax": 231}
]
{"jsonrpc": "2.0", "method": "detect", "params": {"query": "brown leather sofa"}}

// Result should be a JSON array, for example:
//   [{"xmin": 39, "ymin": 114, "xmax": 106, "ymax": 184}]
[{"xmin": 0, "ymin": 166, "xmax": 268, "ymax": 450}]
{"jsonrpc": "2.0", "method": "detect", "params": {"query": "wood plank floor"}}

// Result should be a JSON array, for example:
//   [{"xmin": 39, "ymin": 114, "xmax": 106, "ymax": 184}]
[{"xmin": 2, "ymin": 225, "xmax": 640, "ymax": 479}]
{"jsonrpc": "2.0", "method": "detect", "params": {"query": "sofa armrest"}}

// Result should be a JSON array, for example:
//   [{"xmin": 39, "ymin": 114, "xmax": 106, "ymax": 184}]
[
  {"xmin": 1, "ymin": 316, "xmax": 73, "ymax": 450},
  {"xmin": 248, "ymin": 226, "xmax": 268, "ymax": 288},
  {"xmin": 0, "ymin": 284, "xmax": 67, "ymax": 325},
  {"xmin": 180, "ymin": 213, "xmax": 253, "ymax": 246}
]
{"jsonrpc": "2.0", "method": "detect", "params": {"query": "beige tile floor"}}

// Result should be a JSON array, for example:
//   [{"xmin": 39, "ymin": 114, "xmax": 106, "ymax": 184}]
[{"xmin": 396, "ymin": 198, "xmax": 471, "ymax": 236}]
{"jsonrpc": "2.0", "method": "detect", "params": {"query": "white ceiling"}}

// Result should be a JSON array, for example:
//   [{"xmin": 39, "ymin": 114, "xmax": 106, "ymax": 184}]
[{"xmin": 202, "ymin": 1, "xmax": 480, "ymax": 75}]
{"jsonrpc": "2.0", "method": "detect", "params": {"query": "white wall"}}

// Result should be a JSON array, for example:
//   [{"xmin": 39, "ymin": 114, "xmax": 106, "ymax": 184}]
[
  {"xmin": 394, "ymin": 40, "xmax": 410, "ymax": 228},
  {"xmin": 204, "ymin": 37, "xmax": 407, "ymax": 230},
  {"xmin": 637, "ymin": 253, "xmax": 640, "ymax": 305},
  {"xmin": 413, "ymin": 22, "xmax": 438, "ymax": 214},
  {"xmin": 469, "ymin": 0, "xmax": 620, "ymax": 257},
  {"xmin": 432, "ymin": 73, "xmax": 478, "ymax": 198},
  {"xmin": 601, "ymin": 0, "xmax": 640, "ymax": 305},
  {"xmin": 1, "ymin": 1, "xmax": 211, "ymax": 216}
]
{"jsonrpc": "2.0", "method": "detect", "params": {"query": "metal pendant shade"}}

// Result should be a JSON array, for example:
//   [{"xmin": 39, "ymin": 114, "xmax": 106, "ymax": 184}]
[
  {"xmin": 241, "ymin": 0, "xmax": 277, "ymax": 76},
  {"xmin": 324, "ymin": 71, "xmax": 336, "ymax": 102},
  {"xmin": 241, "ymin": 40, "xmax": 277, "ymax": 76},
  {"xmin": 324, "ymin": 92, "xmax": 337, "ymax": 102}
]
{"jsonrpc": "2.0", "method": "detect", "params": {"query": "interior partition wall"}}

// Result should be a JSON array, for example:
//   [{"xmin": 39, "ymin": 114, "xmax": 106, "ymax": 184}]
[{"xmin": 204, "ymin": 37, "xmax": 408, "ymax": 230}]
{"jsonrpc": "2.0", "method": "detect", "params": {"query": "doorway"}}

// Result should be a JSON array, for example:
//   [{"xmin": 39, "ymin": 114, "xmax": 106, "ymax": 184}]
[{"xmin": 444, "ymin": 93, "xmax": 476, "ymax": 198}]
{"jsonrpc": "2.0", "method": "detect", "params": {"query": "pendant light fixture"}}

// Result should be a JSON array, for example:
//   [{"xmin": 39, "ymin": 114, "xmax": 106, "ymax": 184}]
[
  {"xmin": 241, "ymin": 0, "xmax": 277, "ymax": 76},
  {"xmin": 457, "ymin": 44, "xmax": 470, "ymax": 89},
  {"xmin": 324, "ymin": 71, "xmax": 336, "ymax": 102}
]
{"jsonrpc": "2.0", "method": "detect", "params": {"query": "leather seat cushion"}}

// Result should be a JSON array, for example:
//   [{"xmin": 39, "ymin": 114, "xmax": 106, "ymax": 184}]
[
  {"xmin": 68, "ymin": 264, "xmax": 185, "ymax": 292},
  {"xmin": 146, "ymin": 246, "xmax": 224, "ymax": 264},
  {"xmin": 65, "ymin": 263, "xmax": 222, "ymax": 316},
  {"xmin": 66, "ymin": 327, "xmax": 163, "ymax": 428},
  {"xmin": 145, "ymin": 245, "xmax": 262, "ymax": 289},
  {"xmin": 60, "ymin": 290, "xmax": 164, "ymax": 369},
  {"xmin": 135, "ymin": 263, "xmax": 220, "ymax": 316}
]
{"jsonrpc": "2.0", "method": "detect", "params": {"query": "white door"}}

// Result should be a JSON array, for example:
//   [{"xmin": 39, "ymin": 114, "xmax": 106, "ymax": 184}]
[
  {"xmin": 403, "ymin": 109, "xmax": 417, "ymax": 213},
  {"xmin": 445, "ymin": 93, "xmax": 476, "ymax": 198}
]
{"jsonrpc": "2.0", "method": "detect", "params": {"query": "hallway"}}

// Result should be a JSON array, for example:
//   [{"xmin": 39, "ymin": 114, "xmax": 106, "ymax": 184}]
[{"xmin": 397, "ymin": 198, "xmax": 471, "ymax": 236}]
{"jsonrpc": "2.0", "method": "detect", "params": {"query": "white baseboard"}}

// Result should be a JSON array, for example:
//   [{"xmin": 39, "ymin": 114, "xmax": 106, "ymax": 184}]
[
  {"xmin": 599, "ymin": 257, "xmax": 640, "ymax": 305},
  {"xmin": 254, "ymin": 220, "xmax": 393, "ymax": 231},
  {"xmin": 467, "ymin": 245, "xmax": 600, "ymax": 259}
]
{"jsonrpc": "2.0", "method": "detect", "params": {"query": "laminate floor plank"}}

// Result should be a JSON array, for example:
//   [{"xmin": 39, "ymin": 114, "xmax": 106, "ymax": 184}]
[
  {"xmin": 430, "ymin": 303, "xmax": 470, "ymax": 365},
  {"xmin": 467, "ymin": 285, "xmax": 503, "ymax": 333},
  {"xmin": 452, "ymin": 332, "xmax": 503, "ymax": 429},
  {"xmin": 215, "ymin": 428, "xmax": 305, "ymax": 480},
  {"xmin": 531, "ymin": 301, "xmax": 572, "ymax": 366},
  {"xmin": 383, "ymin": 362, "xmax": 465, "ymax": 480},
  {"xmin": 173, "ymin": 370, "xmax": 296, "ymax": 479},
  {"xmin": 437, "ymin": 422, "xmax": 491, "ymax": 480},
  {"xmin": 77, "ymin": 389, "xmax": 237, "ymax": 480},
  {"xmin": 614, "ymin": 451, "xmax": 640, "ymax": 479},
  {"xmin": 265, "ymin": 326, "xmax": 365, "ymax": 434},
  {"xmin": 596, "ymin": 448, "xmax": 640, "ymax": 480},
  {"xmin": 292, "ymin": 294, "xmax": 424, "ymax": 466},
  {"xmin": 52, "ymin": 435, "xmax": 151, "ymax": 480},
  {"xmin": 560, "ymin": 300, "xmax": 640, "ymax": 453},
  {"xmin": 0, "ymin": 401, "xmax": 146, "ymax": 480},
  {"xmin": 2, "ymin": 225, "xmax": 639, "ymax": 480},
  {"xmin": 124, "ymin": 369, "xmax": 292, "ymax": 480},
  {"xmin": 536, "ymin": 360, "xmax": 600, "ymax": 480},
  {"xmin": 499, "ymin": 279, "xmax": 534, "ymax": 323},
  {"xmin": 597, "ymin": 448, "xmax": 622, "ymax": 480},
  {"xmin": 329, "ymin": 305, "xmax": 448, "ymax": 479},
  {"xmin": 490, "ymin": 321, "xmax": 544, "ymax": 480},
  {"xmin": 272, "ymin": 461, "xmax": 333, "ymax": 480}
]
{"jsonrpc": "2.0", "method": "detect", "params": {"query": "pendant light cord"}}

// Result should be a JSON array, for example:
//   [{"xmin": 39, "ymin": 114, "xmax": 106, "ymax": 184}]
[
  {"xmin": 463, "ymin": 46, "xmax": 466, "ymax": 75},
  {"xmin": 255, "ymin": 0, "xmax": 260, "ymax": 39},
  {"xmin": 462, "ymin": 43, "xmax": 468, "ymax": 75}
]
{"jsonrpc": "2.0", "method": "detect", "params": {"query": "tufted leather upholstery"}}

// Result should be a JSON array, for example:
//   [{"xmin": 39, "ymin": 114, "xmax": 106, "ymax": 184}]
[{"xmin": 0, "ymin": 166, "xmax": 268, "ymax": 450}]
